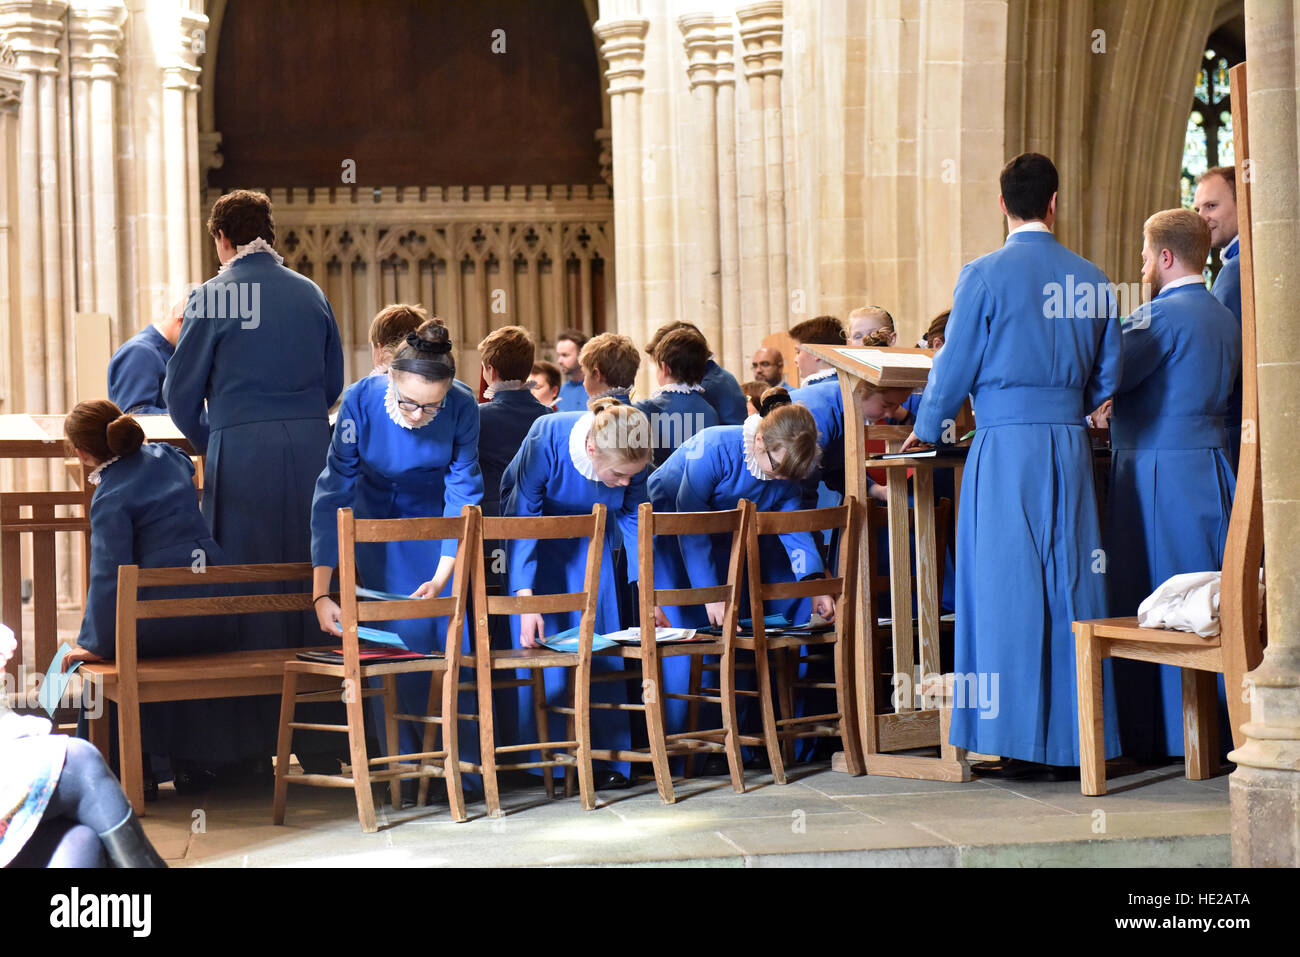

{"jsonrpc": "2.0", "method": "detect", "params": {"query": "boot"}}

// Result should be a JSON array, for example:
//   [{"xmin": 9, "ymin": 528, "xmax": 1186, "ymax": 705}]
[{"xmin": 98, "ymin": 811, "xmax": 167, "ymax": 868}]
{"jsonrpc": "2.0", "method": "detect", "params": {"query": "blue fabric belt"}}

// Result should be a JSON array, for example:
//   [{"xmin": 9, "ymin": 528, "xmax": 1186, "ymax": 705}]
[
  {"xmin": 971, "ymin": 386, "xmax": 1084, "ymax": 427},
  {"xmin": 1111, "ymin": 413, "xmax": 1225, "ymax": 450},
  {"xmin": 207, "ymin": 391, "xmax": 328, "ymax": 431}
]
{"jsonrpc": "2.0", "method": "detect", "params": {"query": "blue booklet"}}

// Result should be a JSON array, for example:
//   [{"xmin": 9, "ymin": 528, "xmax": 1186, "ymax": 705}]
[
  {"xmin": 356, "ymin": 586, "xmax": 411, "ymax": 602},
  {"xmin": 39, "ymin": 642, "xmax": 82, "ymax": 717},
  {"xmin": 540, "ymin": 626, "xmax": 618, "ymax": 653},
  {"xmin": 356, "ymin": 627, "xmax": 409, "ymax": 650}
]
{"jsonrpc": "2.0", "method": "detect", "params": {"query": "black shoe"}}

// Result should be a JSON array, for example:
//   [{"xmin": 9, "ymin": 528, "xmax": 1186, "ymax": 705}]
[
  {"xmin": 593, "ymin": 770, "xmax": 632, "ymax": 790},
  {"xmin": 699, "ymin": 754, "xmax": 732, "ymax": 777},
  {"xmin": 142, "ymin": 767, "xmax": 159, "ymax": 803},
  {"xmin": 172, "ymin": 761, "xmax": 218, "ymax": 795},
  {"xmin": 296, "ymin": 752, "xmax": 342, "ymax": 776},
  {"xmin": 98, "ymin": 812, "xmax": 167, "ymax": 868}
]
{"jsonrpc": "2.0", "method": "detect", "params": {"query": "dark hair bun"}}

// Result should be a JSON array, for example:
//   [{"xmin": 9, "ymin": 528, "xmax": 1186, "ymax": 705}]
[
  {"xmin": 105, "ymin": 415, "xmax": 145, "ymax": 457},
  {"xmin": 404, "ymin": 319, "xmax": 452, "ymax": 355},
  {"xmin": 758, "ymin": 386, "xmax": 792, "ymax": 418}
]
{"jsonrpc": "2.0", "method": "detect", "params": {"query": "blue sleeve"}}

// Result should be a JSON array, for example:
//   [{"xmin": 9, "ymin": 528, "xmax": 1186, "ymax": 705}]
[
  {"xmin": 310, "ymin": 388, "xmax": 363, "ymax": 569},
  {"xmin": 322, "ymin": 298, "xmax": 345, "ymax": 408},
  {"xmin": 500, "ymin": 420, "xmax": 551, "ymax": 594},
  {"xmin": 714, "ymin": 374, "xmax": 749, "ymax": 426},
  {"xmin": 1086, "ymin": 285, "xmax": 1124, "ymax": 409},
  {"xmin": 440, "ymin": 398, "xmax": 485, "ymax": 558},
  {"xmin": 674, "ymin": 448, "xmax": 723, "ymax": 586},
  {"xmin": 1212, "ymin": 257, "xmax": 1242, "ymax": 325},
  {"xmin": 915, "ymin": 265, "xmax": 991, "ymax": 444},
  {"xmin": 618, "ymin": 464, "xmax": 649, "ymax": 584},
  {"xmin": 775, "ymin": 484, "xmax": 825, "ymax": 579},
  {"xmin": 108, "ymin": 345, "xmax": 166, "ymax": 416},
  {"xmin": 1114, "ymin": 303, "xmax": 1169, "ymax": 396},
  {"xmin": 163, "ymin": 290, "xmax": 216, "ymax": 455},
  {"xmin": 76, "ymin": 492, "xmax": 135, "ymax": 658}
]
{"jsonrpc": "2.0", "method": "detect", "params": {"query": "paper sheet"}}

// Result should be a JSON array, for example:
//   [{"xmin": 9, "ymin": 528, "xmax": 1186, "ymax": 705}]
[{"xmin": 39, "ymin": 643, "xmax": 82, "ymax": 717}]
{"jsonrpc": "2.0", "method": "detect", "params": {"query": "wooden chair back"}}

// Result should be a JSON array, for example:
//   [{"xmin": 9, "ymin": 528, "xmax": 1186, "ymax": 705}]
[
  {"xmin": 744, "ymin": 501, "xmax": 861, "ymax": 642},
  {"xmin": 1220, "ymin": 60, "xmax": 1266, "ymax": 685},
  {"xmin": 473, "ymin": 505, "xmax": 607, "ymax": 666},
  {"xmin": 1, "ymin": 489, "xmax": 92, "ymax": 689},
  {"xmin": 336, "ymin": 506, "xmax": 475, "ymax": 679},
  {"xmin": 637, "ymin": 500, "xmax": 750, "ymax": 642}
]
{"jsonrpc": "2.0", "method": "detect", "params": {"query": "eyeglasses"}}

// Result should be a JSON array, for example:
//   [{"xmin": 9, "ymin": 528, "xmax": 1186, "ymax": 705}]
[{"xmin": 390, "ymin": 376, "xmax": 444, "ymax": 416}]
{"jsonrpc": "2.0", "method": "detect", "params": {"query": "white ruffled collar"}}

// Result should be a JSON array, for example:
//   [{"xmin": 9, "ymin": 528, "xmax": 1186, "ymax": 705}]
[
  {"xmin": 87, "ymin": 456, "xmax": 121, "ymax": 486},
  {"xmin": 741, "ymin": 414, "xmax": 768, "ymax": 481},
  {"xmin": 484, "ymin": 379, "xmax": 527, "ymax": 400},
  {"xmin": 801, "ymin": 368, "xmax": 836, "ymax": 386},
  {"xmin": 589, "ymin": 386, "xmax": 631, "ymax": 403},
  {"xmin": 657, "ymin": 382, "xmax": 705, "ymax": 395},
  {"xmin": 568, "ymin": 411, "xmax": 599, "ymax": 481},
  {"xmin": 218, "ymin": 237, "xmax": 285, "ymax": 274},
  {"xmin": 384, "ymin": 375, "xmax": 440, "ymax": 430}
]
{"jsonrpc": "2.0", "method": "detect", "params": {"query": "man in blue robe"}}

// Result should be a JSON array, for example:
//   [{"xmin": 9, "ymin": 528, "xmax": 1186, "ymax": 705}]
[
  {"xmin": 554, "ymin": 328, "xmax": 590, "ymax": 412},
  {"xmin": 108, "ymin": 304, "xmax": 180, "ymax": 417},
  {"xmin": 164, "ymin": 189, "xmax": 344, "ymax": 767},
  {"xmin": 903, "ymin": 152, "xmax": 1123, "ymax": 774},
  {"xmin": 1106, "ymin": 208, "xmax": 1239, "ymax": 760},
  {"xmin": 1193, "ymin": 166, "xmax": 1243, "ymax": 473}
]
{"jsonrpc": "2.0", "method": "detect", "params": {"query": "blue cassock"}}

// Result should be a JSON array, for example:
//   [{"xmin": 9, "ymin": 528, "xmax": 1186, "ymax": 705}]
[
  {"xmin": 791, "ymin": 372, "xmax": 846, "ymax": 509},
  {"xmin": 702, "ymin": 360, "xmax": 749, "ymax": 425},
  {"xmin": 500, "ymin": 412, "xmax": 647, "ymax": 775},
  {"xmin": 107, "ymin": 326, "xmax": 173, "ymax": 417},
  {"xmin": 634, "ymin": 389, "xmax": 719, "ymax": 468},
  {"xmin": 914, "ymin": 229, "xmax": 1123, "ymax": 766},
  {"xmin": 648, "ymin": 424, "xmax": 825, "ymax": 737},
  {"xmin": 1107, "ymin": 280, "xmax": 1238, "ymax": 758},
  {"xmin": 478, "ymin": 389, "xmax": 552, "ymax": 518},
  {"xmin": 556, "ymin": 378, "xmax": 589, "ymax": 413},
  {"xmin": 164, "ymin": 249, "xmax": 344, "ymax": 757},
  {"xmin": 76, "ymin": 443, "xmax": 262, "ymax": 764},
  {"xmin": 311, "ymin": 374, "xmax": 484, "ymax": 762},
  {"xmin": 1211, "ymin": 235, "xmax": 1243, "ymax": 473}
]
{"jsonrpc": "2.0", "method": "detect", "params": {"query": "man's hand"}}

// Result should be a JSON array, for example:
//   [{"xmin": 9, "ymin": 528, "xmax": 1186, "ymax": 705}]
[
  {"xmin": 518, "ymin": 612, "xmax": 547, "ymax": 649},
  {"xmin": 653, "ymin": 606, "xmax": 669, "ymax": 628},
  {"xmin": 314, "ymin": 597, "xmax": 343, "ymax": 637},
  {"xmin": 812, "ymin": 595, "xmax": 837, "ymax": 623},
  {"xmin": 62, "ymin": 645, "xmax": 106, "ymax": 670},
  {"xmin": 899, "ymin": 431, "xmax": 929, "ymax": 454},
  {"xmin": 704, "ymin": 601, "xmax": 726, "ymax": 626},
  {"xmin": 868, "ymin": 482, "xmax": 889, "ymax": 503}
]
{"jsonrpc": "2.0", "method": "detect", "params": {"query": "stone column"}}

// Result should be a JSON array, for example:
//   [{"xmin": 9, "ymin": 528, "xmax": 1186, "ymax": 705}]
[
  {"xmin": 677, "ymin": 13, "xmax": 726, "ymax": 362},
  {"xmin": 713, "ymin": 24, "xmax": 742, "ymax": 375},
  {"xmin": 162, "ymin": 6, "xmax": 205, "ymax": 293},
  {"xmin": 0, "ymin": 53, "xmax": 22, "ymax": 427},
  {"xmin": 737, "ymin": 1, "xmax": 786, "ymax": 356},
  {"xmin": 1229, "ymin": 0, "xmax": 1300, "ymax": 868},
  {"xmin": 593, "ymin": 16, "xmax": 649, "ymax": 362},
  {"xmin": 733, "ymin": 4, "xmax": 770, "ymax": 355},
  {"xmin": 68, "ymin": 1, "xmax": 126, "ymax": 339}
]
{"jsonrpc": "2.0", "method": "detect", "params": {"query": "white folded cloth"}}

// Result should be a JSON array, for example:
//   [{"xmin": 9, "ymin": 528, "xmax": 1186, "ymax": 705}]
[{"xmin": 1137, "ymin": 569, "xmax": 1266, "ymax": 637}]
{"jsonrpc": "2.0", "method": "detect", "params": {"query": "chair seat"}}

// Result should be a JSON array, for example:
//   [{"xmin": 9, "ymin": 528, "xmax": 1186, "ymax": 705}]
[
  {"xmin": 597, "ymin": 639, "xmax": 725, "ymax": 659},
  {"xmin": 285, "ymin": 655, "xmax": 449, "ymax": 678},
  {"xmin": 1076, "ymin": 617, "xmax": 1223, "ymax": 648},
  {"xmin": 83, "ymin": 646, "xmax": 341, "ymax": 688}
]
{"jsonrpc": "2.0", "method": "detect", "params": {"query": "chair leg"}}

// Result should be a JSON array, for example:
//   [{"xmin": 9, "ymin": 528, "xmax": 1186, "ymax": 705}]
[
  {"xmin": 643, "ymin": 657, "xmax": 675, "ymax": 805},
  {"xmin": 833, "ymin": 635, "xmax": 865, "ymax": 776},
  {"xmin": 345, "ymin": 674, "xmax": 378, "ymax": 833},
  {"xmin": 479, "ymin": 666, "xmax": 503, "ymax": 818},
  {"xmin": 118, "ymin": 682, "xmax": 145, "ymax": 817},
  {"xmin": 531, "ymin": 669, "xmax": 556, "ymax": 800},
  {"xmin": 441, "ymin": 666, "xmax": 467, "ymax": 823},
  {"xmin": 383, "ymin": 675, "xmax": 403, "ymax": 809},
  {"xmin": 575, "ymin": 664, "xmax": 596, "ymax": 811},
  {"xmin": 1074, "ymin": 625, "xmax": 1106, "ymax": 796},
  {"xmin": 564, "ymin": 682, "xmax": 577, "ymax": 799},
  {"xmin": 683, "ymin": 655, "xmax": 704, "ymax": 779},
  {"xmin": 775, "ymin": 649, "xmax": 797, "ymax": 768},
  {"xmin": 720, "ymin": 648, "xmax": 745, "ymax": 794},
  {"xmin": 1183, "ymin": 668, "xmax": 1219, "ymax": 781},
  {"xmin": 88, "ymin": 703, "xmax": 109, "ymax": 757},
  {"xmin": 272, "ymin": 670, "xmax": 299, "ymax": 825},
  {"xmin": 753, "ymin": 645, "xmax": 787, "ymax": 786},
  {"xmin": 1223, "ymin": 661, "xmax": 1250, "ymax": 754}
]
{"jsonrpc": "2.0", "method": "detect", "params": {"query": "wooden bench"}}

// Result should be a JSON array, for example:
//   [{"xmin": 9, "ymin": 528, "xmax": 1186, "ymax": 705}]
[{"xmin": 80, "ymin": 561, "xmax": 337, "ymax": 815}]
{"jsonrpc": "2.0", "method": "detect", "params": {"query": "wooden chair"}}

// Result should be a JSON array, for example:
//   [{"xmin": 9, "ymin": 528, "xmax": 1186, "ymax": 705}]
[
  {"xmin": 1072, "ymin": 62, "xmax": 1265, "ymax": 796},
  {"xmin": 272, "ymin": 507, "xmax": 475, "ymax": 832},
  {"xmin": 593, "ymin": 501, "xmax": 751, "ymax": 804},
  {"xmin": 464, "ymin": 504, "xmax": 606, "ymax": 817},
  {"xmin": 742, "ymin": 499, "xmax": 866, "ymax": 785},
  {"xmin": 81, "ymin": 562, "xmax": 337, "ymax": 815}
]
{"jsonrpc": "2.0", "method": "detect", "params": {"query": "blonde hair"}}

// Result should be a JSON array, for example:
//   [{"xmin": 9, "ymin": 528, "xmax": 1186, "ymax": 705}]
[
  {"xmin": 586, "ymin": 397, "xmax": 653, "ymax": 471},
  {"xmin": 847, "ymin": 305, "xmax": 895, "ymax": 332},
  {"xmin": 580, "ymin": 333, "xmax": 641, "ymax": 389},
  {"xmin": 755, "ymin": 387, "xmax": 821, "ymax": 482},
  {"xmin": 1144, "ymin": 208, "xmax": 1212, "ymax": 272}
]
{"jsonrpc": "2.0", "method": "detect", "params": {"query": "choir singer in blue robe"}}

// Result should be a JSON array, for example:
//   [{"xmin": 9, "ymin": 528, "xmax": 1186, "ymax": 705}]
[
  {"xmin": 1104, "ymin": 209, "xmax": 1239, "ymax": 759},
  {"xmin": 634, "ymin": 326, "xmax": 719, "ymax": 468},
  {"xmin": 163, "ymin": 190, "xmax": 344, "ymax": 767},
  {"xmin": 646, "ymin": 321, "xmax": 748, "ymax": 425},
  {"xmin": 310, "ymin": 319, "xmax": 484, "ymax": 770},
  {"xmin": 500, "ymin": 398, "xmax": 653, "ymax": 789},
  {"xmin": 902, "ymin": 152, "xmax": 1123, "ymax": 772}
]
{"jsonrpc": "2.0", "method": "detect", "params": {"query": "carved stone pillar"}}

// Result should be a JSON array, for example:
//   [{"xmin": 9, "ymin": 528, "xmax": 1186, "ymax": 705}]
[
  {"xmin": 1230, "ymin": 0, "xmax": 1300, "ymax": 868},
  {"xmin": 68, "ymin": 1, "xmax": 126, "ymax": 340},
  {"xmin": 0, "ymin": 54, "xmax": 18, "ymax": 505},
  {"xmin": 163, "ymin": 7, "xmax": 205, "ymax": 291},
  {"xmin": 737, "ymin": 1, "xmax": 786, "ymax": 359},
  {"xmin": 593, "ymin": 16, "xmax": 648, "ymax": 363}
]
